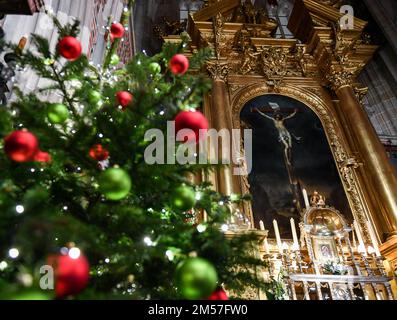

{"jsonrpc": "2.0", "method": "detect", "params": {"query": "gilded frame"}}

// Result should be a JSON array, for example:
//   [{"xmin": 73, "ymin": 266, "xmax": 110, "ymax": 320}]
[
  {"xmin": 228, "ymin": 80, "xmax": 372, "ymax": 243},
  {"xmin": 312, "ymin": 236, "xmax": 339, "ymax": 263}
]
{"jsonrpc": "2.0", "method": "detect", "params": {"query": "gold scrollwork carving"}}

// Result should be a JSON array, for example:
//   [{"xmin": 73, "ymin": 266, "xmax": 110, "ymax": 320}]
[
  {"xmin": 229, "ymin": 83, "xmax": 244, "ymax": 96},
  {"xmin": 294, "ymin": 45, "xmax": 318, "ymax": 78},
  {"xmin": 326, "ymin": 69, "xmax": 356, "ymax": 91},
  {"xmin": 207, "ymin": 61, "xmax": 230, "ymax": 82},
  {"xmin": 332, "ymin": 23, "xmax": 359, "ymax": 63},
  {"xmin": 304, "ymin": 87, "xmax": 323, "ymax": 98},
  {"xmin": 339, "ymin": 165, "xmax": 371, "ymax": 241},
  {"xmin": 240, "ymin": 46, "xmax": 260, "ymax": 75},
  {"xmin": 259, "ymin": 47, "xmax": 288, "ymax": 79},
  {"xmin": 213, "ymin": 12, "xmax": 226, "ymax": 60},
  {"xmin": 353, "ymin": 86, "xmax": 369, "ymax": 106}
]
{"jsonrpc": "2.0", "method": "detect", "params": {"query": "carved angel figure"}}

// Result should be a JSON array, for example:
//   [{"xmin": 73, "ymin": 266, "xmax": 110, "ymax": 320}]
[
  {"xmin": 240, "ymin": 46, "xmax": 260, "ymax": 74},
  {"xmin": 310, "ymin": 191, "xmax": 326, "ymax": 207}
]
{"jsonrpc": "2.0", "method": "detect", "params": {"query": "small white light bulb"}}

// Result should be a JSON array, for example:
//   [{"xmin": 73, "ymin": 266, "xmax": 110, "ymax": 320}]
[
  {"xmin": 197, "ymin": 224, "xmax": 206, "ymax": 233},
  {"xmin": 9, "ymin": 248, "xmax": 19, "ymax": 259},
  {"xmin": 0, "ymin": 261, "xmax": 8, "ymax": 271},
  {"xmin": 16, "ymin": 205, "xmax": 25, "ymax": 214},
  {"xmin": 68, "ymin": 247, "xmax": 81, "ymax": 259}
]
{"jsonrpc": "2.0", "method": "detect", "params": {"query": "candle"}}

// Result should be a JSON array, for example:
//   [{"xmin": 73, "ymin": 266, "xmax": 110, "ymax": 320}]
[
  {"xmin": 290, "ymin": 218, "xmax": 300, "ymax": 250},
  {"xmin": 358, "ymin": 244, "xmax": 367, "ymax": 256},
  {"xmin": 264, "ymin": 237, "xmax": 270, "ymax": 254},
  {"xmin": 367, "ymin": 246, "xmax": 375, "ymax": 255},
  {"xmin": 273, "ymin": 219, "xmax": 283, "ymax": 253},
  {"xmin": 351, "ymin": 224, "xmax": 357, "ymax": 249},
  {"xmin": 259, "ymin": 220, "xmax": 270, "ymax": 254},
  {"xmin": 302, "ymin": 189, "xmax": 310, "ymax": 209},
  {"xmin": 366, "ymin": 220, "xmax": 382, "ymax": 257},
  {"xmin": 354, "ymin": 220, "xmax": 366, "ymax": 254}
]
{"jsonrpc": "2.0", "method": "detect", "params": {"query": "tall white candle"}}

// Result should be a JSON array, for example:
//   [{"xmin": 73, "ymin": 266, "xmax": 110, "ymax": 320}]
[
  {"xmin": 302, "ymin": 189, "xmax": 310, "ymax": 209},
  {"xmin": 367, "ymin": 246, "xmax": 375, "ymax": 255},
  {"xmin": 351, "ymin": 224, "xmax": 357, "ymax": 249},
  {"xmin": 264, "ymin": 237, "xmax": 270, "ymax": 254},
  {"xmin": 259, "ymin": 220, "xmax": 265, "ymax": 231},
  {"xmin": 290, "ymin": 218, "xmax": 300, "ymax": 250},
  {"xmin": 358, "ymin": 244, "xmax": 367, "ymax": 256},
  {"xmin": 366, "ymin": 220, "xmax": 381, "ymax": 257},
  {"xmin": 353, "ymin": 220, "xmax": 366, "ymax": 254},
  {"xmin": 273, "ymin": 219, "xmax": 283, "ymax": 253}
]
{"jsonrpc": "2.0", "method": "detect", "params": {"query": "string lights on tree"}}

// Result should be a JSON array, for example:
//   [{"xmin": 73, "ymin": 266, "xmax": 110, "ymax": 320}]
[{"xmin": 0, "ymin": 0, "xmax": 268, "ymax": 301}]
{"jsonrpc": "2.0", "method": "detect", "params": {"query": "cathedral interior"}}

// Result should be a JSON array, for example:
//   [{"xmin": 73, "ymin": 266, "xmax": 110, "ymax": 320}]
[{"xmin": 1, "ymin": 0, "xmax": 397, "ymax": 301}]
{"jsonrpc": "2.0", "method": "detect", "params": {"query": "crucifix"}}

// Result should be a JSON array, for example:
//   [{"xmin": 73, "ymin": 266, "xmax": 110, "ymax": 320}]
[
  {"xmin": 252, "ymin": 103, "xmax": 304, "ymax": 215},
  {"xmin": 251, "ymin": 104, "xmax": 301, "ymax": 166}
]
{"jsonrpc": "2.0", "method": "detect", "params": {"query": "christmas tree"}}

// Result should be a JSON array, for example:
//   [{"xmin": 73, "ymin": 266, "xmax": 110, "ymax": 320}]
[{"xmin": 0, "ymin": 3, "xmax": 270, "ymax": 300}]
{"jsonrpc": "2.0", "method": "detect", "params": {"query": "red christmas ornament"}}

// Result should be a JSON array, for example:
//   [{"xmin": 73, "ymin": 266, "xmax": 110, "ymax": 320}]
[
  {"xmin": 110, "ymin": 22, "xmax": 125, "ymax": 39},
  {"xmin": 175, "ymin": 110, "xmax": 209, "ymax": 143},
  {"xmin": 89, "ymin": 144, "xmax": 109, "ymax": 161},
  {"xmin": 4, "ymin": 130, "xmax": 39, "ymax": 162},
  {"xmin": 34, "ymin": 150, "xmax": 52, "ymax": 163},
  {"xmin": 116, "ymin": 91, "xmax": 133, "ymax": 110},
  {"xmin": 48, "ymin": 250, "xmax": 90, "ymax": 299},
  {"xmin": 169, "ymin": 54, "xmax": 189, "ymax": 75},
  {"xmin": 208, "ymin": 288, "xmax": 229, "ymax": 300},
  {"xmin": 58, "ymin": 36, "xmax": 82, "ymax": 61}
]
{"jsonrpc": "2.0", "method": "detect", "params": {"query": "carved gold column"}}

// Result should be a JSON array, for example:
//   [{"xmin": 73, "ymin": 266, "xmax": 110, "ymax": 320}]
[
  {"xmin": 207, "ymin": 61, "xmax": 238, "ymax": 196},
  {"xmin": 329, "ymin": 71, "xmax": 397, "ymax": 244}
]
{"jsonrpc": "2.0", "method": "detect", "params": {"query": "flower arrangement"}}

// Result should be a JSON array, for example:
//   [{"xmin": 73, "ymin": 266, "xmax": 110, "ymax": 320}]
[
  {"xmin": 322, "ymin": 261, "xmax": 349, "ymax": 275},
  {"xmin": 265, "ymin": 269, "xmax": 290, "ymax": 300}
]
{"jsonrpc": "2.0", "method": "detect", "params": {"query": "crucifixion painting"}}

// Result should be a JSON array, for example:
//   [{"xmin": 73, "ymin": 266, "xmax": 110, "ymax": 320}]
[
  {"xmin": 252, "ymin": 103, "xmax": 304, "ymax": 222},
  {"xmin": 241, "ymin": 94, "xmax": 353, "ymax": 237},
  {"xmin": 253, "ymin": 103, "xmax": 301, "ymax": 166}
]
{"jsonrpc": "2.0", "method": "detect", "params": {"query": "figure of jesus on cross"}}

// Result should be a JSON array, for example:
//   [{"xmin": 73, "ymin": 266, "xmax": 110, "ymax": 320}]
[{"xmin": 253, "ymin": 103, "xmax": 301, "ymax": 165}]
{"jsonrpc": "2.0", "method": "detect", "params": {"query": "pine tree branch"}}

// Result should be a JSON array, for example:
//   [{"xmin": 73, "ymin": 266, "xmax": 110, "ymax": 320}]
[
  {"xmin": 103, "ymin": 0, "xmax": 135, "ymax": 70},
  {"xmin": 50, "ymin": 63, "xmax": 79, "ymax": 119}
]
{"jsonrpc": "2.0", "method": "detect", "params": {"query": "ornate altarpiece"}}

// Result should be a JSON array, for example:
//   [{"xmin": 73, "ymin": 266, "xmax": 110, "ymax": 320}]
[{"xmin": 164, "ymin": 0, "xmax": 397, "ymax": 299}]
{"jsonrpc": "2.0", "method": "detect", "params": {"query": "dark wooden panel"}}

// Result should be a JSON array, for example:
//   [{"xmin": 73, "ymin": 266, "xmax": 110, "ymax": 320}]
[{"xmin": 0, "ymin": 0, "xmax": 43, "ymax": 15}]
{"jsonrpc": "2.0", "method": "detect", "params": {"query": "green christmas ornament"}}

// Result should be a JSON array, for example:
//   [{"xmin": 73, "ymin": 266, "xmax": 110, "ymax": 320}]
[
  {"xmin": 47, "ymin": 103, "xmax": 69, "ymax": 124},
  {"xmin": 175, "ymin": 257, "xmax": 218, "ymax": 300},
  {"xmin": 110, "ymin": 54, "xmax": 120, "ymax": 65},
  {"xmin": 87, "ymin": 89, "xmax": 102, "ymax": 104},
  {"xmin": 149, "ymin": 62, "xmax": 161, "ymax": 75},
  {"xmin": 10, "ymin": 290, "xmax": 52, "ymax": 300},
  {"xmin": 171, "ymin": 185, "xmax": 196, "ymax": 211},
  {"xmin": 99, "ymin": 168, "xmax": 132, "ymax": 201}
]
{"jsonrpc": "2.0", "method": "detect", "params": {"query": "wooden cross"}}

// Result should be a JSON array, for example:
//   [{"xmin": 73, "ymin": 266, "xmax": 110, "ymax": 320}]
[{"xmin": 251, "ymin": 107, "xmax": 301, "ymax": 113}]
